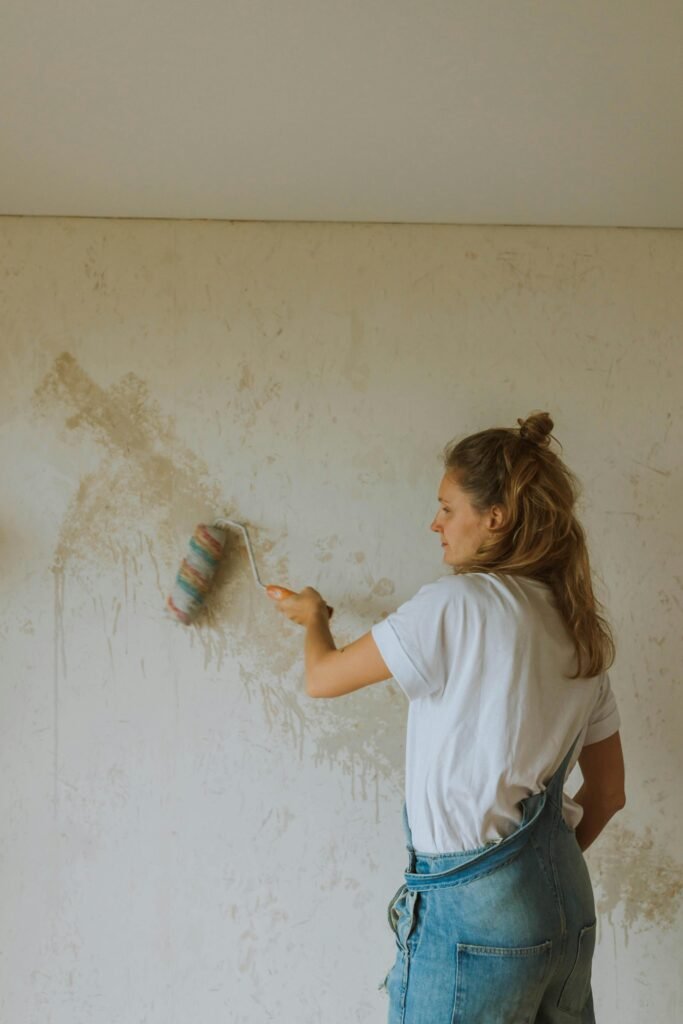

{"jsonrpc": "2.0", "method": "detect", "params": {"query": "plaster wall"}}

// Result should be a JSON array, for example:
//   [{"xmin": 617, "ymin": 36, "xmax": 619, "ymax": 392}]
[{"xmin": 1, "ymin": 217, "xmax": 681, "ymax": 1022}]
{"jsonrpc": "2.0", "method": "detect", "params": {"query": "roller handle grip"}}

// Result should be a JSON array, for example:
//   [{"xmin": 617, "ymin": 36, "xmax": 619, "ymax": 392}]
[{"xmin": 266, "ymin": 585, "xmax": 334, "ymax": 620}]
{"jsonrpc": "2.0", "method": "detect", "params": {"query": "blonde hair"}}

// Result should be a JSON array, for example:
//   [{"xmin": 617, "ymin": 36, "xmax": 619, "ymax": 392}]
[{"xmin": 441, "ymin": 410, "xmax": 615, "ymax": 680}]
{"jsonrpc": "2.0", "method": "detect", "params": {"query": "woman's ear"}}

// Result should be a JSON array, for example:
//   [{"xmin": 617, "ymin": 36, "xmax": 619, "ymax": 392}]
[{"xmin": 487, "ymin": 504, "xmax": 507, "ymax": 532}]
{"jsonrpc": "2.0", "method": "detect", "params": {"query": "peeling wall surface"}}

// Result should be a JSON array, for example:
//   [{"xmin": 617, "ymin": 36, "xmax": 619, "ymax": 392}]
[{"xmin": 0, "ymin": 216, "xmax": 681, "ymax": 1022}]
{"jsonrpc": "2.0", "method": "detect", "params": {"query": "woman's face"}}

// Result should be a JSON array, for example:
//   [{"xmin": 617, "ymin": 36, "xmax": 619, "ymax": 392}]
[{"xmin": 430, "ymin": 473, "xmax": 502, "ymax": 567}]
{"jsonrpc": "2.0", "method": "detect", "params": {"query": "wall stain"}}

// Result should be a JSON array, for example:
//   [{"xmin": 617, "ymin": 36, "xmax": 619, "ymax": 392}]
[
  {"xmin": 345, "ymin": 311, "xmax": 370, "ymax": 393},
  {"xmin": 51, "ymin": 553, "xmax": 67, "ymax": 819},
  {"xmin": 83, "ymin": 243, "xmax": 108, "ymax": 294},
  {"xmin": 587, "ymin": 821, "xmax": 683, "ymax": 944},
  {"xmin": 314, "ymin": 533, "xmax": 339, "ymax": 563},
  {"xmin": 31, "ymin": 351, "xmax": 407, "ymax": 820},
  {"xmin": 233, "ymin": 357, "xmax": 283, "ymax": 431}
]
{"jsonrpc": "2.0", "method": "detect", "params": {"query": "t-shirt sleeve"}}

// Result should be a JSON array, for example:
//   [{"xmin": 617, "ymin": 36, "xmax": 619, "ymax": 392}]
[
  {"xmin": 370, "ymin": 581, "xmax": 453, "ymax": 701},
  {"xmin": 583, "ymin": 670, "xmax": 621, "ymax": 745}
]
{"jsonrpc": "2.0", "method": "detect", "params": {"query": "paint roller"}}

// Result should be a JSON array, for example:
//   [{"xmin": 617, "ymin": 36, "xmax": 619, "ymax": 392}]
[{"xmin": 165, "ymin": 518, "xmax": 334, "ymax": 625}]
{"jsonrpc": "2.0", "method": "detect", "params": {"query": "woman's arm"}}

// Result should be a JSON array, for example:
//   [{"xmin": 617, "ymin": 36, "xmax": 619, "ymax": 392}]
[
  {"xmin": 573, "ymin": 731, "xmax": 626, "ymax": 852},
  {"xmin": 267, "ymin": 586, "xmax": 392, "ymax": 697},
  {"xmin": 307, "ymin": 627, "xmax": 393, "ymax": 698}
]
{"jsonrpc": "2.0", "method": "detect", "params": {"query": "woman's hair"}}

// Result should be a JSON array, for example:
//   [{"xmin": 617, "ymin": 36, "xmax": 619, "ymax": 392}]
[{"xmin": 441, "ymin": 410, "xmax": 615, "ymax": 680}]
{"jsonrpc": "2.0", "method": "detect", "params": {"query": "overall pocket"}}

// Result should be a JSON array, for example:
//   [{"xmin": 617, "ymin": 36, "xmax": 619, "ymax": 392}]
[
  {"xmin": 557, "ymin": 919, "xmax": 597, "ymax": 1013},
  {"xmin": 453, "ymin": 939, "xmax": 553, "ymax": 1024}
]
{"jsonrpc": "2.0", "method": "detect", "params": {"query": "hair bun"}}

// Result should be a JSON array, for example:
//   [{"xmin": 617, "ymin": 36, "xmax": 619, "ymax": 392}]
[{"xmin": 517, "ymin": 411, "xmax": 554, "ymax": 449}]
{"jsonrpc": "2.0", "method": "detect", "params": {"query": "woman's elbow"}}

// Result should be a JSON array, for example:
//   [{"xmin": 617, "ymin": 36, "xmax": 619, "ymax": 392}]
[
  {"xmin": 305, "ymin": 675, "xmax": 328, "ymax": 698},
  {"xmin": 603, "ymin": 788, "xmax": 626, "ymax": 814}
]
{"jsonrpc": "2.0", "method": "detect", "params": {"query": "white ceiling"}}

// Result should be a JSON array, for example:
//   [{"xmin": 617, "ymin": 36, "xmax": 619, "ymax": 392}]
[{"xmin": 2, "ymin": 1, "xmax": 682, "ymax": 228}]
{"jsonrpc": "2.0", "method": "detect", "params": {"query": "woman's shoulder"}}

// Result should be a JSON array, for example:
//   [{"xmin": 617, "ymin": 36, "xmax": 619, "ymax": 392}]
[
  {"xmin": 432, "ymin": 570, "xmax": 498, "ymax": 589},
  {"xmin": 435, "ymin": 570, "xmax": 550, "ymax": 588},
  {"xmin": 429, "ymin": 571, "xmax": 548, "ymax": 604},
  {"xmin": 421, "ymin": 572, "xmax": 486, "ymax": 601}
]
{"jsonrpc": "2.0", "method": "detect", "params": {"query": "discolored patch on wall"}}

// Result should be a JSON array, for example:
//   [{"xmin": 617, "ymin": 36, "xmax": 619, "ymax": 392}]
[
  {"xmin": 32, "ymin": 351, "xmax": 231, "ymax": 556},
  {"xmin": 345, "ymin": 310, "xmax": 370, "ymax": 393},
  {"xmin": 31, "ymin": 351, "xmax": 283, "ymax": 668},
  {"xmin": 232, "ymin": 358, "xmax": 284, "ymax": 434},
  {"xmin": 31, "ymin": 351, "xmax": 407, "ymax": 813},
  {"xmin": 587, "ymin": 821, "xmax": 683, "ymax": 943},
  {"xmin": 314, "ymin": 534, "xmax": 339, "ymax": 564}
]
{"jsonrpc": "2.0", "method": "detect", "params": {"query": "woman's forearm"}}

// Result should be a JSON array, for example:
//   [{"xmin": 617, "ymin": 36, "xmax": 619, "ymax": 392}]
[
  {"xmin": 572, "ymin": 783, "xmax": 624, "ymax": 852},
  {"xmin": 304, "ymin": 610, "xmax": 337, "ymax": 691}
]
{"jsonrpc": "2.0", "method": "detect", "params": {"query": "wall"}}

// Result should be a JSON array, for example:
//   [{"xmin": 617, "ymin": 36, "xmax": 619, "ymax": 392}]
[{"xmin": 1, "ymin": 216, "xmax": 681, "ymax": 1023}]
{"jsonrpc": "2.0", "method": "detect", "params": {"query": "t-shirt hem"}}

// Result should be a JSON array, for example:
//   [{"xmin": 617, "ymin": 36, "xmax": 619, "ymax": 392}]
[{"xmin": 583, "ymin": 710, "xmax": 621, "ymax": 745}]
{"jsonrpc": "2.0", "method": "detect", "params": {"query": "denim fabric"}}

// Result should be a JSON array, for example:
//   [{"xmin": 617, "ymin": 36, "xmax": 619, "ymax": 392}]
[{"xmin": 379, "ymin": 732, "xmax": 597, "ymax": 1023}]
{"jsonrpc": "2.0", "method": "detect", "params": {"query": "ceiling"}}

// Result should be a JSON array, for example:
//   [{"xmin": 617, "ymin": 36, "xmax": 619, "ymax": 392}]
[{"xmin": 2, "ymin": 1, "xmax": 682, "ymax": 228}]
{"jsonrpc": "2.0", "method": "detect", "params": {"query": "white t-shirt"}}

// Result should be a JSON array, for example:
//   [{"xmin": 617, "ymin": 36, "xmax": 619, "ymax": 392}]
[{"xmin": 371, "ymin": 572, "xmax": 621, "ymax": 854}]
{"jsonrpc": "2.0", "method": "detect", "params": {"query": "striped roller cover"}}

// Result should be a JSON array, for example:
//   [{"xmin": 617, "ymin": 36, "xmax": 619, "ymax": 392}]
[{"xmin": 166, "ymin": 523, "xmax": 228, "ymax": 624}]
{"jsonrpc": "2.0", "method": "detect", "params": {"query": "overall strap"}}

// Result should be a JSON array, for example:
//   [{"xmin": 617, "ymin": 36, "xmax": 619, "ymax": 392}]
[{"xmin": 542, "ymin": 729, "xmax": 583, "ymax": 808}]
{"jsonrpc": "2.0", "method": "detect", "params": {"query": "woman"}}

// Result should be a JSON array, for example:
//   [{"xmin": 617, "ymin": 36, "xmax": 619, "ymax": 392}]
[{"xmin": 268, "ymin": 410, "xmax": 626, "ymax": 1024}]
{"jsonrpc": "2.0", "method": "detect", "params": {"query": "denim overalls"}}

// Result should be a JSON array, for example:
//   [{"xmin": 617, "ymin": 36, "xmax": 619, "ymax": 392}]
[{"xmin": 379, "ymin": 732, "xmax": 597, "ymax": 1023}]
